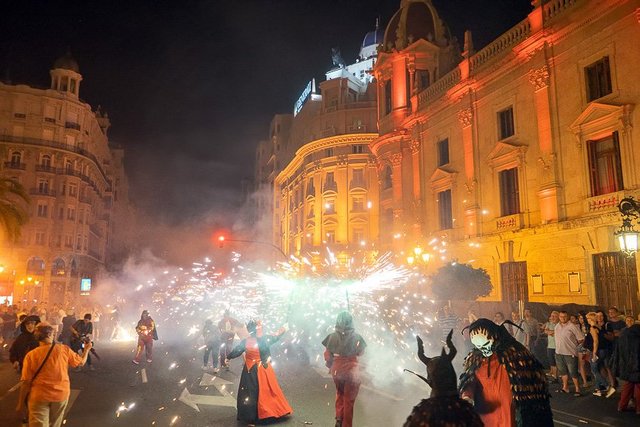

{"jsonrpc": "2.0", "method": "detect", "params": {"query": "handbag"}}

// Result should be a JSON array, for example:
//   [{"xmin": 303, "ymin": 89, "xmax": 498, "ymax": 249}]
[{"xmin": 20, "ymin": 342, "xmax": 56, "ymax": 403}]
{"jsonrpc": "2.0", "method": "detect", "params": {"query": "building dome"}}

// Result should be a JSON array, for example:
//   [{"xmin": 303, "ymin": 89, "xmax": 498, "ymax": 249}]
[
  {"xmin": 383, "ymin": 0, "xmax": 439, "ymax": 51},
  {"xmin": 362, "ymin": 27, "xmax": 384, "ymax": 49},
  {"xmin": 53, "ymin": 51, "xmax": 80, "ymax": 73}
]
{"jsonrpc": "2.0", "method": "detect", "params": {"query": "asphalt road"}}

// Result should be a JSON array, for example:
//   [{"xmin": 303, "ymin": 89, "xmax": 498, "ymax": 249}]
[{"xmin": 1, "ymin": 341, "xmax": 638, "ymax": 427}]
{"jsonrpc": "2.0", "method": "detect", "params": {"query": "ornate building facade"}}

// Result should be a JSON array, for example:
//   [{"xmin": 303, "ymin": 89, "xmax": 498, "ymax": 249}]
[
  {"xmin": 256, "ymin": 26, "xmax": 383, "ymax": 271},
  {"xmin": 373, "ymin": 0, "xmax": 640, "ymax": 310},
  {"xmin": 0, "ymin": 53, "xmax": 131, "ymax": 306}
]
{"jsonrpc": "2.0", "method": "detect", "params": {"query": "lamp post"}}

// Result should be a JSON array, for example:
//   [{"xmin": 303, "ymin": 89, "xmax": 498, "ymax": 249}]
[
  {"xmin": 407, "ymin": 246, "xmax": 431, "ymax": 294},
  {"xmin": 615, "ymin": 197, "xmax": 640, "ymax": 256}
]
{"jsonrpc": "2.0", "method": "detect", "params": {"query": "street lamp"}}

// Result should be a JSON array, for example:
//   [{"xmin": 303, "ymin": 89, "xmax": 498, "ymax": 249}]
[{"xmin": 615, "ymin": 197, "xmax": 640, "ymax": 256}]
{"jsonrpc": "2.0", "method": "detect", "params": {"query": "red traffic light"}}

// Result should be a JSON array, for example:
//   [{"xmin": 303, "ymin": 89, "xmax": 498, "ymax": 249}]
[{"xmin": 217, "ymin": 235, "xmax": 225, "ymax": 248}]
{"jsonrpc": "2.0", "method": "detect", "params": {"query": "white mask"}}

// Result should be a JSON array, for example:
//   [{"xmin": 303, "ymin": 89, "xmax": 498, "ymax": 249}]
[{"xmin": 470, "ymin": 330, "xmax": 494, "ymax": 357}]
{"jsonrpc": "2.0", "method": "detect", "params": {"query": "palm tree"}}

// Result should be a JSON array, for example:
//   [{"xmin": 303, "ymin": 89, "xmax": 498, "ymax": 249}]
[{"xmin": 0, "ymin": 177, "xmax": 30, "ymax": 242}]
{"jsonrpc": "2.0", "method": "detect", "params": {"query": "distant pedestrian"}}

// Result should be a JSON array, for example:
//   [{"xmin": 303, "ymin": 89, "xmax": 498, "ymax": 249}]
[
  {"xmin": 322, "ymin": 311, "xmax": 367, "ymax": 427},
  {"xmin": 510, "ymin": 311, "xmax": 528, "ymax": 347},
  {"xmin": 493, "ymin": 311, "xmax": 505, "ymax": 326},
  {"xmin": 202, "ymin": 319, "xmax": 221, "ymax": 372},
  {"xmin": 59, "ymin": 309, "xmax": 76, "ymax": 346},
  {"xmin": 437, "ymin": 305, "xmax": 460, "ymax": 343},
  {"xmin": 133, "ymin": 310, "xmax": 156, "ymax": 364},
  {"xmin": 523, "ymin": 309, "xmax": 540, "ymax": 351},
  {"xmin": 544, "ymin": 311, "xmax": 559, "ymax": 382},
  {"xmin": 218, "ymin": 309, "xmax": 240, "ymax": 369}
]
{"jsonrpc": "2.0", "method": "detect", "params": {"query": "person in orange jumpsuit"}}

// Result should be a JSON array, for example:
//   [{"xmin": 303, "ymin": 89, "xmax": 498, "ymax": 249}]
[
  {"xmin": 322, "ymin": 311, "xmax": 366, "ymax": 427},
  {"xmin": 132, "ymin": 310, "xmax": 156, "ymax": 364},
  {"xmin": 459, "ymin": 318, "xmax": 553, "ymax": 427}
]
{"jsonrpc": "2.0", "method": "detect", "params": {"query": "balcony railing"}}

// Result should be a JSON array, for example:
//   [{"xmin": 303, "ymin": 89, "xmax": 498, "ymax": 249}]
[
  {"xmin": 65, "ymin": 121, "xmax": 81, "ymax": 131},
  {"xmin": 35, "ymin": 165, "xmax": 57, "ymax": 173},
  {"xmin": 3, "ymin": 162, "xmax": 27, "ymax": 170},
  {"xmin": 347, "ymin": 124, "xmax": 367, "ymax": 133},
  {"xmin": 29, "ymin": 188, "xmax": 57, "ymax": 197},
  {"xmin": 495, "ymin": 213, "xmax": 523, "ymax": 231},
  {"xmin": 0, "ymin": 134, "xmax": 111, "ymax": 186}
]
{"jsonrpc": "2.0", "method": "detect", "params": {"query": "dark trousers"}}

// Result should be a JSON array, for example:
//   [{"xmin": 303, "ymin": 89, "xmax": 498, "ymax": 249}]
[
  {"xmin": 220, "ymin": 333, "xmax": 234, "ymax": 366},
  {"xmin": 204, "ymin": 340, "xmax": 220, "ymax": 367},
  {"xmin": 618, "ymin": 381, "xmax": 640, "ymax": 413}
]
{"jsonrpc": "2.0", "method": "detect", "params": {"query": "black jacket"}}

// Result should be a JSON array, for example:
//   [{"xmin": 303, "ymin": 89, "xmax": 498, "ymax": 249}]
[
  {"xmin": 9, "ymin": 323, "xmax": 38, "ymax": 369},
  {"xmin": 609, "ymin": 324, "xmax": 640, "ymax": 383}
]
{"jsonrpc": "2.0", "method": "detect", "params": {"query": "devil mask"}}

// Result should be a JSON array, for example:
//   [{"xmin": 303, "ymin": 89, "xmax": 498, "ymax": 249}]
[{"xmin": 464, "ymin": 318, "xmax": 519, "ymax": 358}]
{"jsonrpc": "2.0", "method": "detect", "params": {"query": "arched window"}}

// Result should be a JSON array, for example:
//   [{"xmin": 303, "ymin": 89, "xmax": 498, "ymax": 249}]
[
  {"xmin": 11, "ymin": 151, "xmax": 21, "ymax": 166},
  {"xmin": 70, "ymin": 259, "xmax": 78, "ymax": 276},
  {"xmin": 26, "ymin": 257, "xmax": 45, "ymax": 275},
  {"xmin": 51, "ymin": 258, "xmax": 66, "ymax": 276},
  {"xmin": 41, "ymin": 155, "xmax": 52, "ymax": 168},
  {"xmin": 382, "ymin": 165, "xmax": 393, "ymax": 190}
]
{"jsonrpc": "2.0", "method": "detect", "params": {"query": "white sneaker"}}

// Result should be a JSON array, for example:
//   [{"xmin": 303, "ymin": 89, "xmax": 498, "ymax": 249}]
[
  {"xmin": 606, "ymin": 387, "xmax": 616, "ymax": 398},
  {"xmin": 592, "ymin": 389, "xmax": 603, "ymax": 397},
  {"xmin": 201, "ymin": 365, "xmax": 208, "ymax": 370},
  {"xmin": 212, "ymin": 367, "xmax": 220, "ymax": 373},
  {"xmin": 132, "ymin": 359, "xmax": 139, "ymax": 365}
]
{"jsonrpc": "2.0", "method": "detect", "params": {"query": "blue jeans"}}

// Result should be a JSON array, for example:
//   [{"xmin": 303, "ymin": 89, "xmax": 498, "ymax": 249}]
[{"xmin": 590, "ymin": 349, "xmax": 610, "ymax": 390}]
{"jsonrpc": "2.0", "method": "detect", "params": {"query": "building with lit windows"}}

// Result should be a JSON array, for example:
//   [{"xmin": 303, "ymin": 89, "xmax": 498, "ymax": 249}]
[
  {"xmin": 372, "ymin": 0, "xmax": 640, "ymax": 310},
  {"xmin": 0, "ymin": 52, "xmax": 130, "ymax": 306},
  {"xmin": 257, "ymin": 25, "xmax": 383, "ymax": 272}
]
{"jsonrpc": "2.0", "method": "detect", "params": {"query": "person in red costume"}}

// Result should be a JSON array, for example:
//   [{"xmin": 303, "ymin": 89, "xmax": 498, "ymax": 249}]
[
  {"xmin": 322, "ymin": 311, "xmax": 367, "ymax": 427},
  {"xmin": 132, "ymin": 310, "xmax": 156, "ymax": 364},
  {"xmin": 460, "ymin": 318, "xmax": 553, "ymax": 427}
]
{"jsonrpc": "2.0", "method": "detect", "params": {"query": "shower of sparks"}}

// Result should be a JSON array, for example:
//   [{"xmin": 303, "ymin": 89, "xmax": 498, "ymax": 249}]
[{"xmin": 138, "ymin": 249, "xmax": 442, "ymax": 392}]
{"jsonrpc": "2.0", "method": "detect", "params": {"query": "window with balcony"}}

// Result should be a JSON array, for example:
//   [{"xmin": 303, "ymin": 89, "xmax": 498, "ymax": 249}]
[
  {"xmin": 499, "ymin": 167, "xmax": 520, "ymax": 216},
  {"xmin": 325, "ymin": 148, "xmax": 334, "ymax": 157},
  {"xmin": 38, "ymin": 180, "xmax": 50, "ymax": 194},
  {"xmin": 67, "ymin": 206, "xmax": 76, "ymax": 221},
  {"xmin": 437, "ymin": 138, "xmax": 449, "ymax": 166},
  {"xmin": 37, "ymin": 203, "xmax": 48, "ymax": 218},
  {"xmin": 10, "ymin": 151, "xmax": 21, "ymax": 166},
  {"xmin": 40, "ymin": 155, "xmax": 52, "ymax": 168},
  {"xmin": 587, "ymin": 132, "xmax": 623, "ymax": 196},
  {"xmin": 438, "ymin": 189, "xmax": 453, "ymax": 230},
  {"xmin": 306, "ymin": 178, "xmax": 315, "ymax": 197},
  {"xmin": 351, "ymin": 169, "xmax": 365, "ymax": 189},
  {"xmin": 585, "ymin": 56, "xmax": 612, "ymax": 102},
  {"xmin": 324, "ymin": 172, "xmax": 337, "ymax": 192},
  {"xmin": 69, "ymin": 184, "xmax": 78, "ymax": 197},
  {"xmin": 498, "ymin": 107, "xmax": 514, "ymax": 140}
]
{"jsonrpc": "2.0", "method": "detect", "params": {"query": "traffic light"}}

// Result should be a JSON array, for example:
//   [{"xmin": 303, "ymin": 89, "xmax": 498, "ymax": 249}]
[{"xmin": 217, "ymin": 235, "xmax": 225, "ymax": 248}]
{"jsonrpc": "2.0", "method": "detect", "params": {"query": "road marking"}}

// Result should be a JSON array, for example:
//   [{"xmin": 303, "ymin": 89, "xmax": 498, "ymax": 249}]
[
  {"xmin": 199, "ymin": 373, "xmax": 233, "ymax": 387},
  {"xmin": 141, "ymin": 368, "xmax": 148, "ymax": 383},
  {"xmin": 311, "ymin": 366, "xmax": 403, "ymax": 401},
  {"xmin": 552, "ymin": 409, "xmax": 613, "ymax": 426},
  {"xmin": 63, "ymin": 389, "xmax": 81, "ymax": 417},
  {"xmin": 178, "ymin": 387, "xmax": 235, "ymax": 412},
  {"xmin": 554, "ymin": 420, "xmax": 578, "ymax": 427}
]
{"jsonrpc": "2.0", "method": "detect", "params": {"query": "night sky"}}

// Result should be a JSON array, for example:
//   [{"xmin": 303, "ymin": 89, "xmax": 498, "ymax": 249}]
[{"xmin": 1, "ymin": 0, "xmax": 531, "ymax": 228}]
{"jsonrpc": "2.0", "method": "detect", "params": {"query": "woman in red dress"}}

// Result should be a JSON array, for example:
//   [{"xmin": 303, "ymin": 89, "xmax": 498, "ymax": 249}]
[{"xmin": 226, "ymin": 320, "xmax": 292, "ymax": 423}]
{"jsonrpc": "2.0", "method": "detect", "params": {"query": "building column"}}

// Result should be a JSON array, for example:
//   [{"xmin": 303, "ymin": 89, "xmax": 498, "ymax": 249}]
[
  {"xmin": 409, "ymin": 140, "xmax": 422, "ymax": 237},
  {"xmin": 336, "ymin": 155, "xmax": 349, "ymax": 244},
  {"xmin": 458, "ymin": 107, "xmax": 480, "ymax": 237},
  {"xmin": 529, "ymin": 65, "xmax": 561, "ymax": 223}
]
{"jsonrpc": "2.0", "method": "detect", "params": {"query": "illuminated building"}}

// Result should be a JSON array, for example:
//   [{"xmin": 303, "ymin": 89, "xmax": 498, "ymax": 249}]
[
  {"xmin": 0, "ymin": 52, "xmax": 130, "ymax": 306},
  {"xmin": 373, "ymin": 0, "xmax": 640, "ymax": 309},
  {"xmin": 259, "ymin": 25, "xmax": 383, "ymax": 271}
]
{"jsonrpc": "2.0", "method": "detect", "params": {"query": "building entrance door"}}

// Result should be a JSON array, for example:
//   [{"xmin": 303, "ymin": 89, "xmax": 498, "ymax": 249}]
[
  {"xmin": 593, "ymin": 252, "xmax": 638, "ymax": 315},
  {"xmin": 500, "ymin": 261, "xmax": 528, "ymax": 302}
]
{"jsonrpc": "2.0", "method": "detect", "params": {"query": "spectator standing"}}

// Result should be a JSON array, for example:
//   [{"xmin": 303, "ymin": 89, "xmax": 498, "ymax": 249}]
[
  {"xmin": 59, "ymin": 309, "xmax": 76, "ymax": 346},
  {"xmin": 609, "ymin": 322, "xmax": 640, "ymax": 414},
  {"xmin": 608, "ymin": 307, "xmax": 626, "ymax": 338},
  {"xmin": 544, "ymin": 311, "xmax": 559, "ymax": 382},
  {"xmin": 510, "ymin": 311, "xmax": 529, "ymax": 347},
  {"xmin": 625, "ymin": 315, "xmax": 635, "ymax": 329},
  {"xmin": 493, "ymin": 312, "xmax": 505, "ymax": 326},
  {"xmin": 554, "ymin": 311, "xmax": 584, "ymax": 396},
  {"xmin": 595, "ymin": 310, "xmax": 616, "ymax": 394},
  {"xmin": 577, "ymin": 312, "xmax": 590, "ymax": 387},
  {"xmin": 9, "ymin": 315, "xmax": 40, "ymax": 372},
  {"xmin": 584, "ymin": 312, "xmax": 614, "ymax": 397},
  {"xmin": 523, "ymin": 309, "xmax": 540, "ymax": 352},
  {"xmin": 16, "ymin": 323, "xmax": 91, "ymax": 427}
]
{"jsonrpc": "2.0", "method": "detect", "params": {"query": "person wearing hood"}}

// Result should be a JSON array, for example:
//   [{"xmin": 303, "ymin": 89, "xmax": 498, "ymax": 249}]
[
  {"xmin": 609, "ymin": 322, "xmax": 640, "ymax": 414},
  {"xmin": 225, "ymin": 319, "xmax": 292, "ymax": 423},
  {"xmin": 322, "ymin": 311, "xmax": 367, "ymax": 427},
  {"xmin": 133, "ymin": 310, "xmax": 157, "ymax": 364},
  {"xmin": 9, "ymin": 315, "xmax": 41, "ymax": 371}
]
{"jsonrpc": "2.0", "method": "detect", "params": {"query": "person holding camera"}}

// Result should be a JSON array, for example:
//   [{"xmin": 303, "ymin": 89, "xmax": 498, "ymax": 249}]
[
  {"xmin": 17, "ymin": 322, "xmax": 91, "ymax": 427},
  {"xmin": 70, "ymin": 313, "xmax": 94, "ymax": 371}
]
